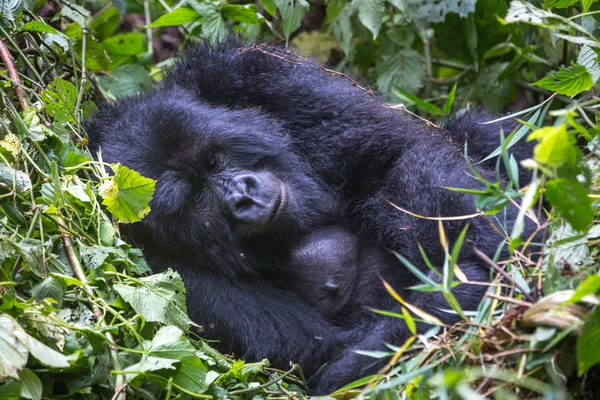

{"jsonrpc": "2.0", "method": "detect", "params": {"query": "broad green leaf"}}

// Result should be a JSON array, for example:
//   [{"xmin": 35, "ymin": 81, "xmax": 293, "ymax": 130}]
[
  {"xmin": 0, "ymin": 0, "xmax": 22, "ymax": 26},
  {"xmin": 197, "ymin": 4, "xmax": 227, "ymax": 43},
  {"xmin": 221, "ymin": 4, "xmax": 260, "ymax": 24},
  {"xmin": 113, "ymin": 269, "xmax": 195, "ymax": 329},
  {"xmin": 124, "ymin": 356, "xmax": 177, "ymax": 381},
  {"xmin": 60, "ymin": 3, "xmax": 90, "ymax": 27},
  {"xmin": 569, "ymin": 275, "xmax": 600, "ymax": 304},
  {"xmin": 545, "ymin": 179, "xmax": 594, "ymax": 231},
  {"xmin": 42, "ymin": 78, "xmax": 77, "ymax": 123},
  {"xmin": 97, "ymin": 64, "xmax": 152, "ymax": 98},
  {"xmin": 578, "ymin": 307, "xmax": 600, "ymax": 375},
  {"xmin": 532, "ymin": 64, "xmax": 593, "ymax": 97},
  {"xmin": 528, "ymin": 124, "xmax": 579, "ymax": 168},
  {"xmin": 274, "ymin": 0, "xmax": 309, "ymax": 44},
  {"xmin": 148, "ymin": 7, "xmax": 201, "ymax": 28},
  {"xmin": 99, "ymin": 164, "xmax": 155, "ymax": 223},
  {"xmin": 32, "ymin": 277, "xmax": 64, "ymax": 308},
  {"xmin": 20, "ymin": 21, "xmax": 58, "ymax": 34},
  {"xmin": 17, "ymin": 369, "xmax": 41, "ymax": 400},
  {"xmin": 260, "ymin": 0, "xmax": 277, "ymax": 17},
  {"xmin": 355, "ymin": 0, "xmax": 384, "ymax": 39},
  {"xmin": 90, "ymin": 6, "xmax": 120, "ymax": 39},
  {"xmin": 10, "ymin": 239, "xmax": 44, "ymax": 278},
  {"xmin": 577, "ymin": 45, "xmax": 600, "ymax": 83},
  {"xmin": 102, "ymin": 33, "xmax": 145, "ymax": 67},
  {"xmin": 0, "ymin": 316, "xmax": 28, "ymax": 379},
  {"xmin": 148, "ymin": 326, "xmax": 196, "ymax": 359},
  {"xmin": 377, "ymin": 48, "xmax": 425, "ymax": 94},
  {"xmin": 173, "ymin": 357, "xmax": 210, "ymax": 394},
  {"xmin": 545, "ymin": 0, "xmax": 578, "ymax": 8},
  {"xmin": 583, "ymin": 0, "xmax": 598, "ymax": 12}
]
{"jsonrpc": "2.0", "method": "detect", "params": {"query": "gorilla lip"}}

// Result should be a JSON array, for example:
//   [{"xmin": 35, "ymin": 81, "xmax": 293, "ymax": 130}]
[{"xmin": 270, "ymin": 180, "xmax": 288, "ymax": 222}]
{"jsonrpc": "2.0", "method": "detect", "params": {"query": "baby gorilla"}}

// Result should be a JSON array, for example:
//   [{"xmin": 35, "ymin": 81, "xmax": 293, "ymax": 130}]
[{"xmin": 87, "ymin": 40, "xmax": 533, "ymax": 394}]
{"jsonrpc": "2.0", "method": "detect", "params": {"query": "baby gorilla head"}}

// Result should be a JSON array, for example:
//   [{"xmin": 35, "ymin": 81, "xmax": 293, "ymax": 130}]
[{"xmin": 87, "ymin": 88, "xmax": 338, "ymax": 274}]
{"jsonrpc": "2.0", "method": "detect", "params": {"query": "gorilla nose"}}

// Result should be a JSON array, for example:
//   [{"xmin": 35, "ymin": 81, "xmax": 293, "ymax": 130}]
[{"xmin": 225, "ymin": 173, "xmax": 284, "ymax": 225}]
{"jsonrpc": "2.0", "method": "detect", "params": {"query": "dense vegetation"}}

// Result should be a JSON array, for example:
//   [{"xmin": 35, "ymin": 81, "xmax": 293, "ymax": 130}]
[{"xmin": 1, "ymin": 0, "xmax": 600, "ymax": 398}]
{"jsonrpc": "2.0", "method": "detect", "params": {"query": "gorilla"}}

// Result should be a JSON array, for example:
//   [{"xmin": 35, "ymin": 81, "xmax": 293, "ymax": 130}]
[{"xmin": 86, "ymin": 40, "xmax": 534, "ymax": 393}]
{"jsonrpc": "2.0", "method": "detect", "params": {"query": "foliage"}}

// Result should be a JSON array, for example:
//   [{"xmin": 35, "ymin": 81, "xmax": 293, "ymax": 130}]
[{"xmin": 1, "ymin": 0, "xmax": 600, "ymax": 398}]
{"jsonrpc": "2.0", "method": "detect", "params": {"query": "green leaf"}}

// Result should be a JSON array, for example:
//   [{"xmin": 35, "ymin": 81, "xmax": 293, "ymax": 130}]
[
  {"xmin": 221, "ymin": 4, "xmax": 260, "ymax": 24},
  {"xmin": 20, "ymin": 21, "xmax": 59, "ymax": 34},
  {"xmin": 274, "ymin": 0, "xmax": 309, "ymax": 44},
  {"xmin": 149, "ymin": 7, "xmax": 201, "ymax": 28},
  {"xmin": 569, "ymin": 275, "xmax": 600, "ymax": 304},
  {"xmin": 577, "ymin": 45, "xmax": 600, "ymax": 83},
  {"xmin": 583, "ymin": 0, "xmax": 598, "ymax": 12},
  {"xmin": 42, "ymin": 78, "xmax": 77, "ymax": 123},
  {"xmin": 60, "ymin": 3, "xmax": 90, "ymax": 27},
  {"xmin": 260, "ymin": 0, "xmax": 277, "ymax": 17},
  {"xmin": 443, "ymin": 84, "xmax": 457, "ymax": 114},
  {"xmin": 148, "ymin": 326, "xmax": 196, "ymax": 359},
  {"xmin": 102, "ymin": 33, "xmax": 145, "ymax": 67},
  {"xmin": 113, "ymin": 269, "xmax": 195, "ymax": 329},
  {"xmin": 545, "ymin": 179, "xmax": 594, "ymax": 231},
  {"xmin": 377, "ymin": 48, "xmax": 425, "ymax": 94},
  {"xmin": 97, "ymin": 64, "xmax": 152, "ymax": 98},
  {"xmin": 32, "ymin": 277, "xmax": 64, "ymax": 308},
  {"xmin": 578, "ymin": 307, "xmax": 600, "ymax": 375},
  {"xmin": 401, "ymin": 307, "xmax": 417, "ymax": 335},
  {"xmin": 124, "ymin": 356, "xmax": 178, "ymax": 381},
  {"xmin": 528, "ymin": 124, "xmax": 579, "ymax": 168},
  {"xmin": 392, "ymin": 86, "xmax": 445, "ymax": 116},
  {"xmin": 0, "ymin": 316, "xmax": 28, "ymax": 379},
  {"xmin": 173, "ymin": 357, "xmax": 210, "ymax": 393},
  {"xmin": 99, "ymin": 164, "xmax": 155, "ymax": 223},
  {"xmin": 355, "ymin": 0, "xmax": 384, "ymax": 39},
  {"xmin": 545, "ymin": 0, "xmax": 578, "ymax": 8},
  {"xmin": 17, "ymin": 369, "xmax": 41, "ymax": 400},
  {"xmin": 532, "ymin": 64, "xmax": 593, "ymax": 97},
  {"xmin": 0, "ymin": 162, "xmax": 32, "ymax": 194}
]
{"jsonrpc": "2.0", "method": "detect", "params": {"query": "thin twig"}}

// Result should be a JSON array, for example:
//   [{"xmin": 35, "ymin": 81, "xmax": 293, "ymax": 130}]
[
  {"xmin": 0, "ymin": 38, "xmax": 27, "ymax": 110},
  {"xmin": 471, "ymin": 244, "xmax": 536, "ymax": 303}
]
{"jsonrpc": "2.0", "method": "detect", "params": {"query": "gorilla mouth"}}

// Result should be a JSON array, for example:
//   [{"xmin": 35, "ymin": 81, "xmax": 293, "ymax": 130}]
[{"xmin": 270, "ymin": 180, "xmax": 288, "ymax": 223}]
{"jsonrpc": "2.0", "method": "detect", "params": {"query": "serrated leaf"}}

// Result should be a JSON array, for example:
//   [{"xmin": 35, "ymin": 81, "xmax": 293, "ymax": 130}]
[
  {"xmin": 528, "ymin": 124, "xmax": 580, "ymax": 168},
  {"xmin": 545, "ymin": 0, "xmax": 578, "ymax": 8},
  {"xmin": 377, "ymin": 48, "xmax": 425, "ymax": 94},
  {"xmin": 149, "ymin": 7, "xmax": 201, "ymax": 28},
  {"xmin": 195, "ymin": 3, "xmax": 227, "ymax": 43},
  {"xmin": 532, "ymin": 64, "xmax": 593, "ymax": 97},
  {"xmin": 578, "ymin": 307, "xmax": 600, "ymax": 375},
  {"xmin": 99, "ymin": 164, "xmax": 155, "ymax": 223},
  {"xmin": 113, "ymin": 269, "xmax": 194, "ymax": 329},
  {"xmin": 17, "ymin": 369, "xmax": 41, "ymax": 400},
  {"xmin": 274, "ymin": 0, "xmax": 309, "ymax": 44},
  {"xmin": 42, "ymin": 78, "xmax": 77, "ymax": 123},
  {"xmin": 32, "ymin": 277, "xmax": 64, "ymax": 308},
  {"xmin": 577, "ymin": 45, "xmax": 600, "ymax": 83},
  {"xmin": 545, "ymin": 179, "xmax": 594, "ymax": 231},
  {"xmin": 355, "ymin": 0, "xmax": 384, "ymax": 39}
]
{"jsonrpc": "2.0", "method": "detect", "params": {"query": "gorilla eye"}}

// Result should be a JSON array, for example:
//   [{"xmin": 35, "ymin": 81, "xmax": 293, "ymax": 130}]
[{"xmin": 205, "ymin": 151, "xmax": 222, "ymax": 172}]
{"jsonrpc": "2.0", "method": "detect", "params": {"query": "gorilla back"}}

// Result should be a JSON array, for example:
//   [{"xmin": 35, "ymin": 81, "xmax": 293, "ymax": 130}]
[{"xmin": 87, "ymin": 40, "xmax": 533, "ymax": 394}]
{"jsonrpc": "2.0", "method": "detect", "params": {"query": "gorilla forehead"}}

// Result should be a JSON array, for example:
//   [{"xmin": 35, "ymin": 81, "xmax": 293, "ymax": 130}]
[{"xmin": 92, "ymin": 88, "xmax": 292, "ymax": 179}]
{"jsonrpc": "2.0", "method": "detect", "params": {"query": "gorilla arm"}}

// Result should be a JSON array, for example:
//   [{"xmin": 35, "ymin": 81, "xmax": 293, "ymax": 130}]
[{"xmin": 173, "ymin": 264, "xmax": 349, "ymax": 376}]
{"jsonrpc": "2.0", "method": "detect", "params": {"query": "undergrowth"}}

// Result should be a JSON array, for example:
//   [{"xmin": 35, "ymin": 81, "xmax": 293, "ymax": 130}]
[{"xmin": 1, "ymin": 0, "xmax": 600, "ymax": 399}]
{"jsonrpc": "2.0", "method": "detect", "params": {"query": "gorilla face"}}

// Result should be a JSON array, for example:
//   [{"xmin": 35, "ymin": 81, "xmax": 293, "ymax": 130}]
[{"xmin": 88, "ymin": 88, "xmax": 338, "ymax": 274}]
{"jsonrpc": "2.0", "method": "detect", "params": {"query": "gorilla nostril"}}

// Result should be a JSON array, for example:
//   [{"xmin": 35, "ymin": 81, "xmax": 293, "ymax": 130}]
[{"xmin": 235, "ymin": 197, "xmax": 255, "ymax": 213}]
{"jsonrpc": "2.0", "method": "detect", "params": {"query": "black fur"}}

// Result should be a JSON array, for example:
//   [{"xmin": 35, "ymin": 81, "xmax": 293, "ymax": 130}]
[{"xmin": 86, "ymin": 40, "xmax": 534, "ymax": 394}]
